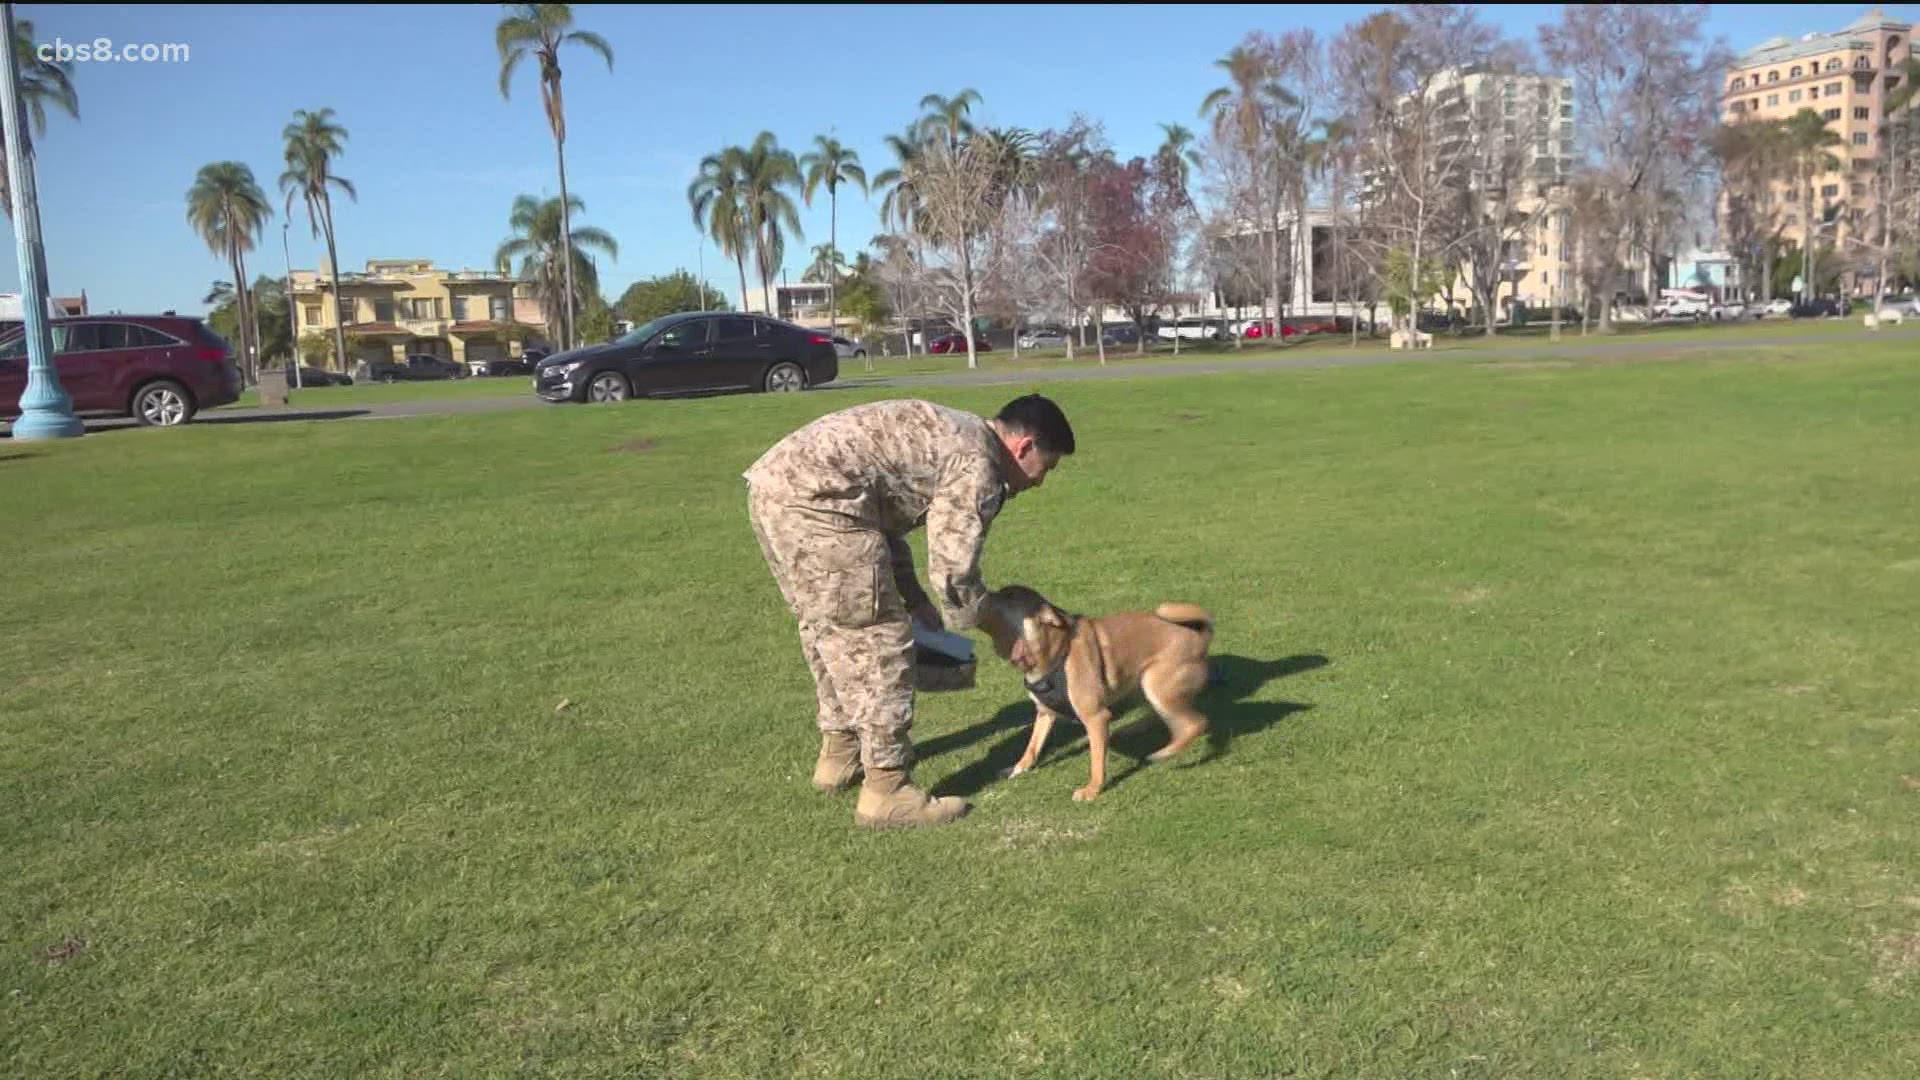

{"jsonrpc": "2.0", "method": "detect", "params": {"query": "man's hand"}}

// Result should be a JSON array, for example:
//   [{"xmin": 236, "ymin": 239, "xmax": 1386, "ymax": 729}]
[{"xmin": 910, "ymin": 602, "xmax": 944, "ymax": 631}]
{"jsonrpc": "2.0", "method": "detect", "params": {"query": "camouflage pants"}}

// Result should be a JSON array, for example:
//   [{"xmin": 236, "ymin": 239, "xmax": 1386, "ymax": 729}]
[{"xmin": 746, "ymin": 481, "xmax": 915, "ymax": 771}]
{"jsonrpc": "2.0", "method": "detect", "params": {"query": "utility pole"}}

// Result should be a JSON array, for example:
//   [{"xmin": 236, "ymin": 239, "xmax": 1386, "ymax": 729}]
[{"xmin": 1, "ymin": 2, "xmax": 81, "ymax": 439}]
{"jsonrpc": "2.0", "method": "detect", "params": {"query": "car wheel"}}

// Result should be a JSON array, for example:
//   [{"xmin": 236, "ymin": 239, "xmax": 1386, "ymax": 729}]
[
  {"xmin": 853, "ymin": 349, "xmax": 866, "ymax": 359},
  {"xmin": 764, "ymin": 362, "xmax": 806, "ymax": 393},
  {"xmin": 586, "ymin": 371, "xmax": 630, "ymax": 403},
  {"xmin": 131, "ymin": 379, "xmax": 195, "ymax": 427}
]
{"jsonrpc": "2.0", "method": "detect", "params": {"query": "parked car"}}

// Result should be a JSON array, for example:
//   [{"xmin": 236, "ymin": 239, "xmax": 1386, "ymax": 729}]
[
  {"xmin": 521, "ymin": 346, "xmax": 551, "ymax": 365},
  {"xmin": 1874, "ymin": 293, "xmax": 1920, "ymax": 317},
  {"xmin": 533, "ymin": 311, "xmax": 838, "ymax": 403},
  {"xmin": 288, "ymin": 363, "xmax": 353, "ymax": 386},
  {"xmin": 928, "ymin": 332, "xmax": 992, "ymax": 354},
  {"xmin": 1653, "ymin": 294, "xmax": 1712, "ymax": 319},
  {"xmin": 1759, "ymin": 298, "xmax": 1795, "ymax": 317},
  {"xmin": 0, "ymin": 314, "xmax": 241, "ymax": 427},
  {"xmin": 484, "ymin": 357, "xmax": 534, "ymax": 377},
  {"xmin": 1790, "ymin": 297, "xmax": 1846, "ymax": 318},
  {"xmin": 1156, "ymin": 317, "xmax": 1230, "ymax": 341},
  {"xmin": 828, "ymin": 335, "xmax": 867, "ymax": 361},
  {"xmin": 1708, "ymin": 301, "xmax": 1760, "ymax": 321},
  {"xmin": 364, "ymin": 354, "xmax": 465, "ymax": 382},
  {"xmin": 1099, "ymin": 323, "xmax": 1142, "ymax": 346},
  {"xmin": 1238, "ymin": 319, "xmax": 1303, "ymax": 341},
  {"xmin": 1015, "ymin": 327, "xmax": 1069, "ymax": 349}
]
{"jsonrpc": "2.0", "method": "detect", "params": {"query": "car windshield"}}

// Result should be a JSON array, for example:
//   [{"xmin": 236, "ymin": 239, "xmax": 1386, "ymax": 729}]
[{"xmin": 614, "ymin": 315, "xmax": 683, "ymax": 347}]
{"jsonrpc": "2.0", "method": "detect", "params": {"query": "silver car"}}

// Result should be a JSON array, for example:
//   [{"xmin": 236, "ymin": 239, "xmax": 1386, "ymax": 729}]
[
  {"xmin": 1016, "ymin": 328, "xmax": 1069, "ymax": 349},
  {"xmin": 829, "ymin": 335, "xmax": 866, "ymax": 361}
]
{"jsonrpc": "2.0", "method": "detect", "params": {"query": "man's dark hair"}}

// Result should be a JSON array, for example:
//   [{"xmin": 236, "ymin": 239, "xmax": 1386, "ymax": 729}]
[{"xmin": 995, "ymin": 394, "xmax": 1075, "ymax": 456}]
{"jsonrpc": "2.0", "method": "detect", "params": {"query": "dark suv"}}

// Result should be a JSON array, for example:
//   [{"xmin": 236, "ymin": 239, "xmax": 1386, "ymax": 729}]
[
  {"xmin": 0, "ymin": 315, "xmax": 241, "ymax": 427},
  {"xmin": 534, "ymin": 312, "xmax": 838, "ymax": 403}
]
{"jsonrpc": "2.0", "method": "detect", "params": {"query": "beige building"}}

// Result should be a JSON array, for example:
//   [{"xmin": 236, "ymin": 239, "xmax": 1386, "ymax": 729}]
[
  {"xmin": 289, "ymin": 258, "xmax": 550, "ymax": 369},
  {"xmin": 1722, "ymin": 10, "xmax": 1913, "ymax": 276},
  {"xmin": 740, "ymin": 281, "xmax": 836, "ymax": 330}
]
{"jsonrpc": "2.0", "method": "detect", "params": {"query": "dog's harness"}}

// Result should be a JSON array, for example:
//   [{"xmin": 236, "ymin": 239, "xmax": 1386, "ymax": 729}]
[{"xmin": 1022, "ymin": 614, "xmax": 1083, "ymax": 723}]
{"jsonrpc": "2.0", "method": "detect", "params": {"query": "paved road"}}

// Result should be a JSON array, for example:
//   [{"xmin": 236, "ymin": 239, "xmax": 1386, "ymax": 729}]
[{"xmin": 22, "ymin": 324, "xmax": 1916, "ymax": 433}]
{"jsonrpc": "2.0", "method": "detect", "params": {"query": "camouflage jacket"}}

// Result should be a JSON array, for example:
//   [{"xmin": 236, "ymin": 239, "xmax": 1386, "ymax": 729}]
[{"xmin": 743, "ymin": 399, "xmax": 1015, "ymax": 629}]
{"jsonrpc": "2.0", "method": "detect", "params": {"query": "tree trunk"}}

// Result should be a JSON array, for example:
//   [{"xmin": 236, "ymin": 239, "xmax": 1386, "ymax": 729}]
[
  {"xmin": 322, "ymin": 198, "xmax": 349, "ymax": 372},
  {"xmin": 1094, "ymin": 307, "xmax": 1106, "ymax": 365},
  {"xmin": 1802, "ymin": 177, "xmax": 1818, "ymax": 304},
  {"xmin": 734, "ymin": 249, "xmax": 750, "ymax": 320},
  {"xmin": 555, "ymin": 132, "xmax": 576, "ymax": 351},
  {"xmin": 960, "ymin": 240, "xmax": 978, "ymax": 370},
  {"xmin": 827, "ymin": 187, "xmax": 838, "ymax": 336},
  {"xmin": 235, "ymin": 248, "xmax": 257, "ymax": 381}
]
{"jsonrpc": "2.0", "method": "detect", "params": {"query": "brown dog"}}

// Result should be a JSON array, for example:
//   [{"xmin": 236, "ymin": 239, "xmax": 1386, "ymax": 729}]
[{"xmin": 980, "ymin": 585, "xmax": 1214, "ymax": 801}]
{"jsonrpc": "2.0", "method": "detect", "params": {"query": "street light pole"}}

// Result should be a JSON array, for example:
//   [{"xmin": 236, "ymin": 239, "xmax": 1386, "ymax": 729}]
[
  {"xmin": 1, "ymin": 2, "xmax": 82, "ymax": 440},
  {"xmin": 280, "ymin": 222, "xmax": 301, "ymax": 388}
]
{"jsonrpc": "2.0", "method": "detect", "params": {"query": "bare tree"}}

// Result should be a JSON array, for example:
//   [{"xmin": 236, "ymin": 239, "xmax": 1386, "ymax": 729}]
[
  {"xmin": 1454, "ymin": 68, "xmax": 1560, "ymax": 335},
  {"xmin": 1331, "ymin": 5, "xmax": 1501, "ymax": 336},
  {"xmin": 1541, "ymin": 3, "xmax": 1729, "ymax": 329},
  {"xmin": 1031, "ymin": 119, "xmax": 1107, "ymax": 361},
  {"xmin": 911, "ymin": 135, "xmax": 1002, "ymax": 369}
]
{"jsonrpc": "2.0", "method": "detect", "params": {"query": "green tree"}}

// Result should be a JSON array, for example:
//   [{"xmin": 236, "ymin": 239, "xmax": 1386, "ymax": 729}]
[
  {"xmin": 4, "ymin": 18, "xmax": 79, "ymax": 218},
  {"xmin": 278, "ymin": 107, "xmax": 355, "ymax": 370},
  {"xmin": 1782, "ymin": 108, "xmax": 1844, "ymax": 303},
  {"xmin": 801, "ymin": 243, "xmax": 845, "ymax": 284},
  {"xmin": 186, "ymin": 163, "xmax": 272, "ymax": 375},
  {"xmin": 741, "ymin": 132, "xmax": 803, "ymax": 313},
  {"xmin": 494, "ymin": 193, "xmax": 617, "ymax": 345},
  {"xmin": 799, "ymin": 134, "xmax": 868, "ymax": 334},
  {"xmin": 496, "ymin": 2, "xmax": 613, "ymax": 350},
  {"xmin": 576, "ymin": 291, "xmax": 615, "ymax": 344},
  {"xmin": 207, "ymin": 275, "xmax": 290, "ymax": 364},
  {"xmin": 689, "ymin": 146, "xmax": 753, "ymax": 313},
  {"xmin": 615, "ymin": 271, "xmax": 729, "ymax": 325}
]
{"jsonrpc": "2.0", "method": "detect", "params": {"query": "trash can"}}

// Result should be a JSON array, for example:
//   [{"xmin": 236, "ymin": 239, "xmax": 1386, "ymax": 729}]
[{"xmin": 258, "ymin": 365, "xmax": 292, "ymax": 407}]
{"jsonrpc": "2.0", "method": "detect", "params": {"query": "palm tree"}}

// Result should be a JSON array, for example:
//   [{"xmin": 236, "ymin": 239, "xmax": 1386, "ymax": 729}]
[
  {"xmin": 1712, "ymin": 117, "xmax": 1789, "ymax": 303},
  {"xmin": 186, "ymin": 163, "xmax": 272, "ymax": 377},
  {"xmin": 1783, "ymin": 108, "xmax": 1843, "ymax": 303},
  {"xmin": 496, "ymin": 3, "xmax": 613, "ymax": 351},
  {"xmin": 1157, "ymin": 123, "xmax": 1202, "ymax": 197},
  {"xmin": 918, "ymin": 89, "xmax": 982, "ymax": 151},
  {"xmin": 3, "ymin": 18, "xmax": 80, "ymax": 218},
  {"xmin": 494, "ymin": 193, "xmax": 617, "ymax": 343},
  {"xmin": 799, "ymin": 135, "xmax": 867, "ymax": 334},
  {"xmin": 739, "ymin": 132, "xmax": 803, "ymax": 320},
  {"xmin": 871, "ymin": 123, "xmax": 935, "ymax": 354},
  {"xmin": 689, "ymin": 146, "xmax": 754, "ymax": 313},
  {"xmin": 801, "ymin": 243, "xmax": 846, "ymax": 285},
  {"xmin": 1201, "ymin": 44, "xmax": 1286, "ymax": 345},
  {"xmin": 1874, "ymin": 59, "xmax": 1920, "ymax": 298},
  {"xmin": 278, "ymin": 108, "xmax": 355, "ymax": 371}
]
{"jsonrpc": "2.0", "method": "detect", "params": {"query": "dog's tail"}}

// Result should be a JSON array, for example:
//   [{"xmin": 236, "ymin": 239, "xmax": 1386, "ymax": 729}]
[{"xmin": 1154, "ymin": 603, "xmax": 1214, "ymax": 646}]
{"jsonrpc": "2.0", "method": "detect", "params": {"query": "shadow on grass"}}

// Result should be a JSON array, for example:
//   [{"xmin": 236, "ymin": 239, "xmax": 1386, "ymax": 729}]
[{"xmin": 927, "ymin": 652, "xmax": 1326, "ymax": 799}]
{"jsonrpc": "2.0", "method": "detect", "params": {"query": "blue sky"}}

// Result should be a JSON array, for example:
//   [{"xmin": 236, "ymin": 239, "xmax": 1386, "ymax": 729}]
[{"xmin": 8, "ymin": 3, "xmax": 1917, "ymax": 314}]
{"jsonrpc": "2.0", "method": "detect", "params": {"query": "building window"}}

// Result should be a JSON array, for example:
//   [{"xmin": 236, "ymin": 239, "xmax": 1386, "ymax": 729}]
[
  {"xmin": 1822, "ymin": 184, "xmax": 1839, "ymax": 198},
  {"xmin": 1751, "ymin": 97, "xmax": 1760, "ymax": 110},
  {"xmin": 1729, "ymin": 101, "xmax": 1747, "ymax": 115},
  {"xmin": 1854, "ymin": 106, "xmax": 1871, "ymax": 120},
  {"xmin": 1854, "ymin": 132, "xmax": 1870, "ymax": 145},
  {"xmin": 1856, "ymin": 56, "xmax": 1871, "ymax": 69},
  {"xmin": 490, "ymin": 297, "xmax": 510, "ymax": 322},
  {"xmin": 1828, "ymin": 82, "xmax": 1844, "ymax": 95},
  {"xmin": 1790, "ymin": 66, "xmax": 1803, "ymax": 79},
  {"xmin": 1540, "ymin": 271, "xmax": 1548, "ymax": 285},
  {"xmin": 304, "ymin": 305, "xmax": 320, "ymax": 326},
  {"xmin": 1768, "ymin": 71, "xmax": 1780, "ymax": 83},
  {"xmin": 1825, "ymin": 108, "xmax": 1843, "ymax": 120},
  {"xmin": 1852, "ymin": 183, "xmax": 1866, "ymax": 197},
  {"xmin": 1767, "ymin": 94, "xmax": 1779, "ymax": 106},
  {"xmin": 1809, "ymin": 86, "xmax": 1820, "ymax": 99},
  {"xmin": 1789, "ymin": 89, "xmax": 1803, "ymax": 103},
  {"xmin": 337, "ymin": 298, "xmax": 355, "ymax": 323},
  {"xmin": 373, "ymin": 300, "xmax": 395, "ymax": 323},
  {"xmin": 1827, "ymin": 58, "xmax": 1842, "ymax": 72},
  {"xmin": 1731, "ymin": 77, "xmax": 1746, "ymax": 91},
  {"xmin": 451, "ymin": 296, "xmax": 469, "ymax": 320}
]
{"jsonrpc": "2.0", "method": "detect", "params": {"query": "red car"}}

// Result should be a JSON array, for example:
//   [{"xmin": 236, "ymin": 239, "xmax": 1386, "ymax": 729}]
[
  {"xmin": 927, "ymin": 332, "xmax": 993, "ymax": 354},
  {"xmin": 1239, "ymin": 320, "xmax": 1303, "ymax": 341},
  {"xmin": 0, "ymin": 315, "xmax": 241, "ymax": 427}
]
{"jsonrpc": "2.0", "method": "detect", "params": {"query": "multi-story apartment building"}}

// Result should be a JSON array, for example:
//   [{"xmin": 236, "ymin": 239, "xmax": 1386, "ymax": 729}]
[
  {"xmin": 739, "ymin": 282, "xmax": 835, "ymax": 330},
  {"xmin": 289, "ymin": 258, "xmax": 550, "ymax": 369},
  {"xmin": 1721, "ymin": 10, "xmax": 1913, "ymax": 286}
]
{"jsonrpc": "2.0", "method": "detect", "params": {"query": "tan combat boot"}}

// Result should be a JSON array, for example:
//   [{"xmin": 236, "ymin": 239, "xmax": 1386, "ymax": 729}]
[
  {"xmin": 854, "ymin": 767, "xmax": 970, "ymax": 829},
  {"xmin": 812, "ymin": 731, "xmax": 862, "ymax": 793}
]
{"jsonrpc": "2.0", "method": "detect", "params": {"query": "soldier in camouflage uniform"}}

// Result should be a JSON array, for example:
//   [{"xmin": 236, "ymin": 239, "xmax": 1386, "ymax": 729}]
[{"xmin": 744, "ymin": 394, "xmax": 1077, "ymax": 829}]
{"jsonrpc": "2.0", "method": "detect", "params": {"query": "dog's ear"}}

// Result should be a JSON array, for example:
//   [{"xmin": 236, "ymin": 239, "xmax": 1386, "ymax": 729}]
[{"xmin": 1038, "ymin": 605, "xmax": 1069, "ymax": 629}]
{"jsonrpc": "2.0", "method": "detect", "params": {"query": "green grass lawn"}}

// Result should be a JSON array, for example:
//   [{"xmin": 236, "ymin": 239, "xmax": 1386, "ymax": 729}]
[{"xmin": 5, "ymin": 339, "xmax": 1918, "ymax": 1076}]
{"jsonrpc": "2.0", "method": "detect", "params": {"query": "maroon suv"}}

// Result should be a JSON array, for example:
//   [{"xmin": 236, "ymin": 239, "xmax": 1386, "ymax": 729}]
[{"xmin": 0, "ymin": 314, "xmax": 242, "ymax": 427}]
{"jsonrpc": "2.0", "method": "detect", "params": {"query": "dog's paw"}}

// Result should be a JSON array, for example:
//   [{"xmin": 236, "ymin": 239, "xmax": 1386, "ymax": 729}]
[
  {"xmin": 1071, "ymin": 785, "xmax": 1100, "ymax": 802},
  {"xmin": 999, "ymin": 763, "xmax": 1030, "ymax": 781}
]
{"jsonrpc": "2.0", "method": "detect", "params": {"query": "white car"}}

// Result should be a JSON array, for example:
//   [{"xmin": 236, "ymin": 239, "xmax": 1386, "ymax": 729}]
[
  {"xmin": 1653, "ymin": 295, "xmax": 1711, "ymax": 319},
  {"xmin": 1760, "ymin": 298, "xmax": 1794, "ymax": 317},
  {"xmin": 1709, "ymin": 301, "xmax": 1761, "ymax": 321},
  {"xmin": 1875, "ymin": 294, "xmax": 1920, "ymax": 317},
  {"xmin": 828, "ymin": 335, "xmax": 866, "ymax": 361},
  {"xmin": 1015, "ymin": 328, "xmax": 1069, "ymax": 349},
  {"xmin": 1156, "ymin": 317, "xmax": 1229, "ymax": 341}
]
